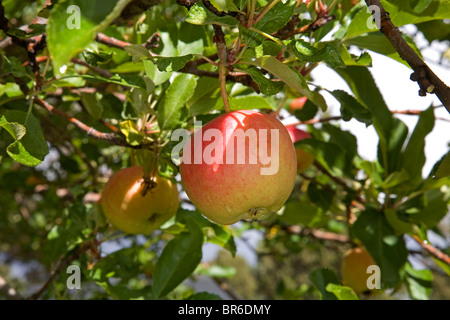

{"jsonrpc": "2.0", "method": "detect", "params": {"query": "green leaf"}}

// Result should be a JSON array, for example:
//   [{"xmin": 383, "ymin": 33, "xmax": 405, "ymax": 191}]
[
  {"xmin": 1, "ymin": 55, "xmax": 30, "ymax": 78},
  {"xmin": 208, "ymin": 0, "xmax": 240, "ymax": 12},
  {"xmin": 335, "ymin": 66, "xmax": 407, "ymax": 175},
  {"xmin": 345, "ymin": 0, "xmax": 450, "ymax": 39},
  {"xmin": 47, "ymin": 0, "xmax": 132, "ymax": 75},
  {"xmin": 185, "ymin": 2, "xmax": 238, "ymax": 27},
  {"xmin": 345, "ymin": 33, "xmax": 423, "ymax": 67},
  {"xmin": 0, "ymin": 110, "xmax": 49, "ymax": 167},
  {"xmin": 352, "ymin": 208, "xmax": 408, "ymax": 288},
  {"xmin": 154, "ymin": 54, "xmax": 194, "ymax": 72},
  {"xmin": 329, "ymin": 89, "xmax": 372, "ymax": 125},
  {"xmin": 124, "ymin": 44, "xmax": 153, "ymax": 63},
  {"xmin": 384, "ymin": 209, "xmax": 414, "ymax": 235},
  {"xmin": 249, "ymin": 55, "xmax": 311, "ymax": 98},
  {"xmin": 307, "ymin": 183, "xmax": 333, "ymax": 211},
  {"xmin": 119, "ymin": 120, "xmax": 144, "ymax": 146},
  {"xmin": 228, "ymin": 95, "xmax": 274, "ymax": 111},
  {"xmin": 143, "ymin": 60, "xmax": 171, "ymax": 86},
  {"xmin": 242, "ymin": 66, "xmax": 285, "ymax": 96},
  {"xmin": 187, "ymin": 76, "xmax": 221, "ymax": 116},
  {"xmin": 325, "ymin": 283, "xmax": 359, "ymax": 300},
  {"xmin": 293, "ymin": 100, "xmax": 318, "ymax": 121},
  {"xmin": 339, "ymin": 46, "xmax": 373, "ymax": 67},
  {"xmin": 177, "ymin": 210, "xmax": 236, "ymax": 256},
  {"xmin": 281, "ymin": 200, "xmax": 323, "ymax": 227},
  {"xmin": 157, "ymin": 73, "xmax": 197, "ymax": 130},
  {"xmin": 404, "ymin": 262, "xmax": 433, "ymax": 300},
  {"xmin": 253, "ymin": 0, "xmax": 295, "ymax": 34},
  {"xmin": 434, "ymin": 151, "xmax": 450, "ymax": 179},
  {"xmin": 296, "ymin": 139, "xmax": 347, "ymax": 177},
  {"xmin": 399, "ymin": 106, "xmax": 435, "ymax": 184},
  {"xmin": 381, "ymin": 169, "xmax": 410, "ymax": 190},
  {"xmin": 152, "ymin": 221, "xmax": 204, "ymax": 299},
  {"xmin": 91, "ymin": 247, "xmax": 141, "ymax": 283},
  {"xmin": 400, "ymin": 189, "xmax": 449, "ymax": 229},
  {"xmin": 289, "ymin": 40, "xmax": 345, "ymax": 69},
  {"xmin": 309, "ymin": 268, "xmax": 339, "ymax": 300},
  {"xmin": 81, "ymin": 92, "xmax": 103, "ymax": 120}
]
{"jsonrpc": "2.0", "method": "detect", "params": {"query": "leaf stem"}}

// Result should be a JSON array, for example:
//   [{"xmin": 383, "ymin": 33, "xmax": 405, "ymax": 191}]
[{"xmin": 253, "ymin": 0, "xmax": 281, "ymax": 25}]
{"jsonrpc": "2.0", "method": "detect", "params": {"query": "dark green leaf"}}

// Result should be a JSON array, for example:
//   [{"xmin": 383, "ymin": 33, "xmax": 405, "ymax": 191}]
[
  {"xmin": 243, "ymin": 66, "xmax": 285, "ymax": 96},
  {"xmin": 325, "ymin": 283, "xmax": 359, "ymax": 300},
  {"xmin": 404, "ymin": 262, "xmax": 433, "ymax": 300},
  {"xmin": 157, "ymin": 73, "xmax": 197, "ymax": 130},
  {"xmin": 289, "ymin": 40, "xmax": 345, "ymax": 69},
  {"xmin": 309, "ymin": 268, "xmax": 339, "ymax": 300},
  {"xmin": 281, "ymin": 200, "xmax": 323, "ymax": 227},
  {"xmin": 352, "ymin": 208, "xmax": 408, "ymax": 288},
  {"xmin": 152, "ymin": 221, "xmax": 204, "ymax": 299},
  {"xmin": 154, "ymin": 54, "xmax": 194, "ymax": 72},
  {"xmin": 47, "ymin": 0, "xmax": 132, "ymax": 74},
  {"xmin": 253, "ymin": 0, "xmax": 295, "ymax": 34},
  {"xmin": 400, "ymin": 106, "xmax": 435, "ymax": 184},
  {"xmin": 329, "ymin": 89, "xmax": 372, "ymax": 125},
  {"xmin": 0, "ymin": 110, "xmax": 49, "ymax": 167},
  {"xmin": 249, "ymin": 55, "xmax": 311, "ymax": 98},
  {"xmin": 185, "ymin": 2, "xmax": 238, "ymax": 27}
]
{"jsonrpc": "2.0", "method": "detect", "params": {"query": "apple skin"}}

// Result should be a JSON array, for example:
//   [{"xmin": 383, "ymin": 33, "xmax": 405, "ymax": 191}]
[
  {"xmin": 341, "ymin": 246, "xmax": 377, "ymax": 294},
  {"xmin": 179, "ymin": 110, "xmax": 297, "ymax": 225},
  {"xmin": 288, "ymin": 97, "xmax": 307, "ymax": 113},
  {"xmin": 285, "ymin": 125, "xmax": 314, "ymax": 173},
  {"xmin": 100, "ymin": 166, "xmax": 179, "ymax": 235}
]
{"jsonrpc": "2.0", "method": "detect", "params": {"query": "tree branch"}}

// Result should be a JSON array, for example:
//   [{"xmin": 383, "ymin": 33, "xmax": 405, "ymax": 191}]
[
  {"xmin": 365, "ymin": 0, "xmax": 450, "ymax": 113},
  {"xmin": 34, "ymin": 98, "xmax": 147, "ymax": 149},
  {"xmin": 411, "ymin": 235, "xmax": 450, "ymax": 266}
]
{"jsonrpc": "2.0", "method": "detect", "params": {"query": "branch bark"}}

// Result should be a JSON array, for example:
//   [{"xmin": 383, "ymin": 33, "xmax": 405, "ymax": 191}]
[{"xmin": 365, "ymin": 0, "xmax": 450, "ymax": 114}]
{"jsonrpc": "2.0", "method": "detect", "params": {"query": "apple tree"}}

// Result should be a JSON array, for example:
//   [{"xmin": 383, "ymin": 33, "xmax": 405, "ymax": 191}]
[{"xmin": 0, "ymin": 0, "xmax": 449, "ymax": 300}]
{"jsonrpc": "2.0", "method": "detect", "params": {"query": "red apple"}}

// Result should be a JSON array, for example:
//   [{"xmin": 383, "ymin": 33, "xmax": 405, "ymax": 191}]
[
  {"xmin": 100, "ymin": 166, "xmax": 179, "ymax": 235},
  {"xmin": 179, "ymin": 110, "xmax": 297, "ymax": 225},
  {"xmin": 286, "ymin": 125, "xmax": 314, "ymax": 173}
]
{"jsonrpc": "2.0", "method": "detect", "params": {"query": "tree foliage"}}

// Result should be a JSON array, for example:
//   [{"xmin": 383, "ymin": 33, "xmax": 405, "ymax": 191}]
[{"xmin": 0, "ymin": 0, "xmax": 449, "ymax": 300}]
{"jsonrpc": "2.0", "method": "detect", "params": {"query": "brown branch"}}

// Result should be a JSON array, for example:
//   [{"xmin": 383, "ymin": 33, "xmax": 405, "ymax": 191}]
[
  {"xmin": 365, "ymin": 0, "xmax": 450, "ymax": 113},
  {"xmin": 26, "ymin": 242, "xmax": 92, "ymax": 300},
  {"xmin": 273, "ymin": 12, "xmax": 335, "ymax": 40},
  {"xmin": 285, "ymin": 225, "xmax": 350, "ymax": 243},
  {"xmin": 411, "ymin": 235, "xmax": 450, "ymax": 266},
  {"xmin": 34, "ymin": 98, "xmax": 145, "ymax": 149},
  {"xmin": 0, "ymin": 1, "xmax": 45, "ymax": 89},
  {"xmin": 71, "ymin": 58, "xmax": 114, "ymax": 78}
]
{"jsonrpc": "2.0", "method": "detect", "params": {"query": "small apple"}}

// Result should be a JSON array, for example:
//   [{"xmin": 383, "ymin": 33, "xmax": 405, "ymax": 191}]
[
  {"xmin": 285, "ymin": 125, "xmax": 314, "ymax": 173},
  {"xmin": 179, "ymin": 110, "xmax": 297, "ymax": 225},
  {"xmin": 288, "ymin": 96, "xmax": 307, "ymax": 114},
  {"xmin": 100, "ymin": 166, "xmax": 179, "ymax": 235},
  {"xmin": 341, "ymin": 246, "xmax": 377, "ymax": 294}
]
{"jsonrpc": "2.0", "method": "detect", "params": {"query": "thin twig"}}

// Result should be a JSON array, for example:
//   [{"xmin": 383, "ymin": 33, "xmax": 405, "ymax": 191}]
[
  {"xmin": 34, "ymin": 98, "xmax": 146, "ymax": 149},
  {"xmin": 411, "ymin": 235, "xmax": 450, "ymax": 266},
  {"xmin": 365, "ymin": 0, "xmax": 450, "ymax": 113}
]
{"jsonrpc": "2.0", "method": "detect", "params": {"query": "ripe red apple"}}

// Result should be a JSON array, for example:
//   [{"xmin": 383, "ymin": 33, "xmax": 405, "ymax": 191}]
[
  {"xmin": 341, "ymin": 246, "xmax": 377, "ymax": 294},
  {"xmin": 100, "ymin": 166, "xmax": 179, "ymax": 235},
  {"xmin": 285, "ymin": 125, "xmax": 314, "ymax": 173},
  {"xmin": 288, "ymin": 96, "xmax": 307, "ymax": 114},
  {"xmin": 179, "ymin": 110, "xmax": 297, "ymax": 225}
]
